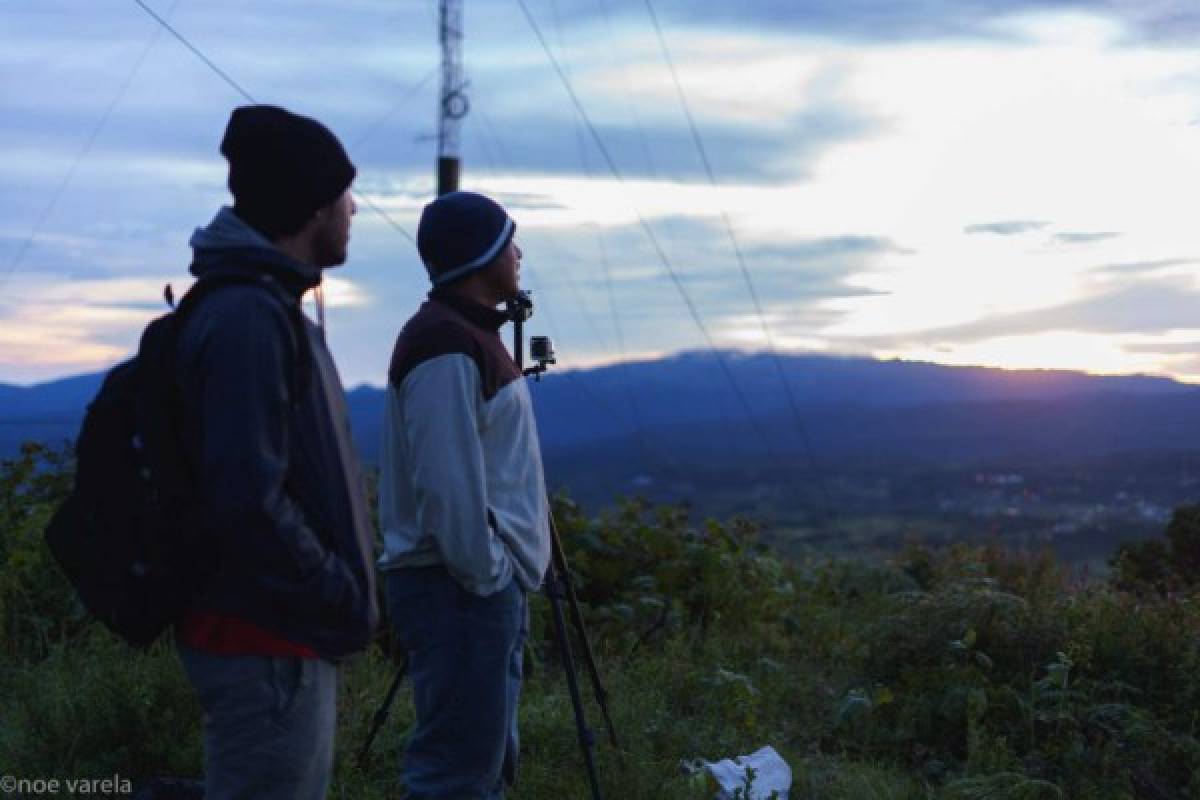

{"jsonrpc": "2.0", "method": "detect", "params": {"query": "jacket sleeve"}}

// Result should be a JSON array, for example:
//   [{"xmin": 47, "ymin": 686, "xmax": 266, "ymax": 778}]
[
  {"xmin": 186, "ymin": 288, "xmax": 362, "ymax": 627},
  {"xmin": 399, "ymin": 353, "xmax": 513, "ymax": 595}
]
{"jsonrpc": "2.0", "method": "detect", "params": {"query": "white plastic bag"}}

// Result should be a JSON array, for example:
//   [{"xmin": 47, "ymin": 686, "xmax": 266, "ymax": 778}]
[{"xmin": 701, "ymin": 745, "xmax": 791, "ymax": 800}]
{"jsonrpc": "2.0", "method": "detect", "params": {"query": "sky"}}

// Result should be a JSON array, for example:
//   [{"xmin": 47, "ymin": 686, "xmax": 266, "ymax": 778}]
[{"xmin": 4, "ymin": 0, "xmax": 1200, "ymax": 388}]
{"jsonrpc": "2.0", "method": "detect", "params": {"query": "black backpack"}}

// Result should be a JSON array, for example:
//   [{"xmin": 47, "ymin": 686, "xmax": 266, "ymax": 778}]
[{"xmin": 44, "ymin": 272, "xmax": 311, "ymax": 647}]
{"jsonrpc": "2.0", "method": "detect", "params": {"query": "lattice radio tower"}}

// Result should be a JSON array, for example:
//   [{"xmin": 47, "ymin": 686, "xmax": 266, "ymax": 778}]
[{"xmin": 437, "ymin": 0, "xmax": 467, "ymax": 195}]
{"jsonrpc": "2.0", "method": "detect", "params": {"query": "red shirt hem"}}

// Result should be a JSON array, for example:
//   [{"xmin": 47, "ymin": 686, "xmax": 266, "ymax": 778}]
[{"xmin": 177, "ymin": 610, "xmax": 319, "ymax": 659}]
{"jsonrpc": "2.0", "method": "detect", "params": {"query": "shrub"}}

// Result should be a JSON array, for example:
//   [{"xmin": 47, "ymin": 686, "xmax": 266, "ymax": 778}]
[
  {"xmin": 1110, "ymin": 504, "xmax": 1200, "ymax": 596},
  {"xmin": 0, "ymin": 443, "xmax": 83, "ymax": 663}
]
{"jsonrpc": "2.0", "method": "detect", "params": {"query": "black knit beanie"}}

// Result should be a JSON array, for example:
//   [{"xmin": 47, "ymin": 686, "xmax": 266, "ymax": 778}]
[
  {"xmin": 417, "ymin": 191, "xmax": 516, "ymax": 285},
  {"xmin": 220, "ymin": 105, "xmax": 356, "ymax": 239}
]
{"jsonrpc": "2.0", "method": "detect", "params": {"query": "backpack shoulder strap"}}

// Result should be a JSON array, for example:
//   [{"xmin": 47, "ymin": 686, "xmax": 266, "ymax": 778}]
[{"xmin": 176, "ymin": 272, "xmax": 314, "ymax": 399}]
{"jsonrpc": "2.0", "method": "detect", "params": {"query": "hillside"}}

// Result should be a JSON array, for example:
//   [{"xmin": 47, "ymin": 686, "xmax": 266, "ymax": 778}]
[
  {"xmin": 6, "ymin": 352, "xmax": 1200, "ymax": 564},
  {"xmin": 4, "ymin": 351, "xmax": 1197, "ymax": 464}
]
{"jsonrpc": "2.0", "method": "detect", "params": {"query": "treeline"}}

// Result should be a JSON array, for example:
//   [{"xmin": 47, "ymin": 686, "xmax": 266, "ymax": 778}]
[{"xmin": 2, "ymin": 442, "xmax": 1199, "ymax": 798}]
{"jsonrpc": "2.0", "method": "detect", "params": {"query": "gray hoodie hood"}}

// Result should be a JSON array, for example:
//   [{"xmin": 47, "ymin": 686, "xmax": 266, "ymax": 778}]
[{"xmin": 188, "ymin": 206, "xmax": 321, "ymax": 292}]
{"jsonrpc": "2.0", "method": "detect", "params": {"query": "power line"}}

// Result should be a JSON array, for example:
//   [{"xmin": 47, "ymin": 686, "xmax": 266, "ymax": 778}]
[
  {"xmin": 514, "ymin": 0, "xmax": 788, "ymax": 475},
  {"xmin": 541, "ymin": 2, "xmax": 661, "ymax": 475},
  {"xmin": 466, "ymin": 108, "xmax": 668, "ymax": 470},
  {"xmin": 132, "ymin": 0, "xmax": 254, "ymax": 102},
  {"xmin": 465, "ymin": 116, "xmax": 620, "ymax": 420},
  {"xmin": 596, "ymin": 0, "xmax": 659, "ymax": 179},
  {"xmin": 471, "ymin": 106, "xmax": 614, "ymax": 357},
  {"xmin": 350, "ymin": 66, "xmax": 439, "ymax": 151},
  {"xmin": 640, "ymin": 0, "xmax": 836, "ymax": 522},
  {"xmin": 130, "ymin": 0, "xmax": 417, "ymax": 244},
  {"xmin": 0, "ymin": 0, "xmax": 184, "ymax": 290},
  {"xmin": 593, "ymin": 215, "xmax": 663, "ymax": 474}
]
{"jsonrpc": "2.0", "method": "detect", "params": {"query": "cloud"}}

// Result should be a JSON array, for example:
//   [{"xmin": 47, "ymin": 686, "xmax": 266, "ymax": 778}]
[
  {"xmin": 515, "ymin": 0, "xmax": 1200, "ymax": 46},
  {"xmin": 964, "ymin": 220, "xmax": 1049, "ymax": 235},
  {"xmin": 1124, "ymin": 340, "xmax": 1200, "ymax": 355},
  {"xmin": 0, "ymin": 268, "xmax": 373, "ymax": 385},
  {"xmin": 839, "ymin": 276, "xmax": 1200, "ymax": 348},
  {"xmin": 732, "ymin": 236, "xmax": 909, "ymax": 298},
  {"xmin": 7, "ymin": 0, "xmax": 1200, "ymax": 388},
  {"xmin": 1092, "ymin": 257, "xmax": 1196, "ymax": 276},
  {"xmin": 1160, "ymin": 355, "xmax": 1200, "ymax": 378},
  {"xmin": 1053, "ymin": 231, "xmax": 1123, "ymax": 244},
  {"xmin": 459, "ymin": 39, "xmax": 884, "ymax": 184},
  {"xmin": 490, "ymin": 192, "xmax": 568, "ymax": 213}
]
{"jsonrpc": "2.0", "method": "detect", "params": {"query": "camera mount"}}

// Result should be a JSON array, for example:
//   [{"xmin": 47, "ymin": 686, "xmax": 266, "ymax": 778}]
[{"xmin": 505, "ymin": 290, "xmax": 556, "ymax": 381}]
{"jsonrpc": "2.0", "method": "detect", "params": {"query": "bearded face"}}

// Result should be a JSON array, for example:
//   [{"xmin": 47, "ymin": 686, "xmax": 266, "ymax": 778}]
[{"xmin": 313, "ymin": 190, "xmax": 355, "ymax": 268}]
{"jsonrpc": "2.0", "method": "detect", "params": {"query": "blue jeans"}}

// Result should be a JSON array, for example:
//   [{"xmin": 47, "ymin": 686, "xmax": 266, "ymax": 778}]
[
  {"xmin": 177, "ymin": 644, "xmax": 338, "ymax": 800},
  {"xmin": 386, "ymin": 566, "xmax": 529, "ymax": 800}
]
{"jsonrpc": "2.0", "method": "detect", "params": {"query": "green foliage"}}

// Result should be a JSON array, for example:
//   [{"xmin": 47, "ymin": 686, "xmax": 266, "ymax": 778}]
[
  {"xmin": 0, "ymin": 442, "xmax": 84, "ymax": 662},
  {"xmin": 943, "ymin": 772, "xmax": 1063, "ymax": 800},
  {"xmin": 1, "ymin": 630, "xmax": 202, "ymax": 779},
  {"xmin": 1110, "ymin": 504, "xmax": 1200, "ymax": 595},
  {"xmin": 547, "ymin": 496, "xmax": 794, "ymax": 657},
  {"xmin": 833, "ymin": 541, "xmax": 1200, "ymax": 797},
  {"xmin": 6, "ymin": 447, "xmax": 1200, "ymax": 798}
]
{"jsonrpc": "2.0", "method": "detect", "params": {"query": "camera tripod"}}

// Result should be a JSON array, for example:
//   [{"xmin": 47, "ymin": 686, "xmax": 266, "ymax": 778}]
[{"xmin": 358, "ymin": 290, "xmax": 619, "ymax": 800}]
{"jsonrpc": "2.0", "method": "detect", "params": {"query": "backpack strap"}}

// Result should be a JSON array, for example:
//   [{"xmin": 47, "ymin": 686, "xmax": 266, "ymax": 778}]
[{"xmin": 176, "ymin": 272, "xmax": 314, "ymax": 403}]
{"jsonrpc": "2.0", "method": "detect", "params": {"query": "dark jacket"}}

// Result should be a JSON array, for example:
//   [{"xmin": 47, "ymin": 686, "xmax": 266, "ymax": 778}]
[{"xmin": 175, "ymin": 207, "xmax": 379, "ymax": 661}]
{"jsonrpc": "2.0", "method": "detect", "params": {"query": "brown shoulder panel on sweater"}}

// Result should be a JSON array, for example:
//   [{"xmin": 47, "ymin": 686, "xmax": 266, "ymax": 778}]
[{"xmin": 387, "ymin": 299, "xmax": 520, "ymax": 401}]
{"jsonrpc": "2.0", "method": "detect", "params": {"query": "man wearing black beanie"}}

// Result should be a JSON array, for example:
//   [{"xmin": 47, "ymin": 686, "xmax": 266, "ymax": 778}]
[
  {"xmin": 379, "ymin": 191, "xmax": 551, "ymax": 799},
  {"xmin": 173, "ymin": 105, "xmax": 378, "ymax": 800}
]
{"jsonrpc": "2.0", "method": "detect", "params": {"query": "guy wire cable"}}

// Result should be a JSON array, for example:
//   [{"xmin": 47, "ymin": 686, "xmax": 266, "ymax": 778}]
[
  {"xmin": 131, "ymin": 0, "xmax": 417, "ymax": 245},
  {"xmin": 465, "ymin": 116, "xmax": 637, "ymax": 432},
  {"xmin": 539, "ymin": 0, "xmax": 627, "ymax": 363},
  {"xmin": 641, "ymin": 0, "xmax": 837, "ymax": 524},
  {"xmin": 592, "ymin": 219, "xmax": 665, "ymax": 476},
  {"xmin": 469, "ymin": 111, "xmax": 645, "ymax": 437},
  {"xmin": 596, "ymin": 0, "xmax": 660, "ymax": 181},
  {"xmin": 471, "ymin": 108, "xmax": 616, "ymax": 362},
  {"xmin": 1, "ymin": 0, "xmax": 184, "ymax": 290},
  {"xmin": 474, "ymin": 98, "xmax": 675, "ymax": 478},
  {"xmin": 350, "ymin": 66, "xmax": 440, "ymax": 152},
  {"xmin": 514, "ymin": 0, "xmax": 790, "ymax": 477},
  {"xmin": 465, "ymin": 121, "xmax": 673, "ymax": 476},
  {"xmin": 549, "ymin": 0, "xmax": 672, "ymax": 474}
]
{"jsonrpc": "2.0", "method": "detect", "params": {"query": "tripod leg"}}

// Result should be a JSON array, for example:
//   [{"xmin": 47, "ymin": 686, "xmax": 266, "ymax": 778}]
[
  {"xmin": 357, "ymin": 656, "xmax": 408, "ymax": 770},
  {"xmin": 549, "ymin": 514, "xmax": 622, "ymax": 754},
  {"xmin": 546, "ymin": 562, "xmax": 604, "ymax": 800}
]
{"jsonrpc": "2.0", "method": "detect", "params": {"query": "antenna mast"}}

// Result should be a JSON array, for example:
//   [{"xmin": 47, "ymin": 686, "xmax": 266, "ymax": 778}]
[{"xmin": 437, "ymin": 0, "xmax": 467, "ymax": 195}]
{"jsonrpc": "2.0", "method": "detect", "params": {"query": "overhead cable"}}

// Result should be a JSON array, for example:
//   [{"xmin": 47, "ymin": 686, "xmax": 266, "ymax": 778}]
[
  {"xmin": 515, "ymin": 0, "xmax": 788, "ymax": 473},
  {"xmin": 130, "ymin": 0, "xmax": 416, "ymax": 244},
  {"xmin": 0, "ymin": 0, "xmax": 184, "ymax": 289},
  {"xmin": 132, "ymin": 0, "xmax": 254, "ymax": 102},
  {"xmin": 467, "ymin": 111, "xmax": 645, "ymax": 445},
  {"xmin": 350, "ymin": 66, "xmax": 440, "ymax": 151},
  {"xmin": 544, "ymin": 3, "xmax": 667, "ymax": 474},
  {"xmin": 641, "ymin": 0, "xmax": 836, "ymax": 522}
]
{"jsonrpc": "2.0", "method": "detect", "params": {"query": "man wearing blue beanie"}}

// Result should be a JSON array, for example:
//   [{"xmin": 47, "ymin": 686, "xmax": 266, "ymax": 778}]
[{"xmin": 379, "ymin": 191, "xmax": 551, "ymax": 798}]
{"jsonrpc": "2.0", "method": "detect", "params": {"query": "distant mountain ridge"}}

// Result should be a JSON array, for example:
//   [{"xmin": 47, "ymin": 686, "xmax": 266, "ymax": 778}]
[{"xmin": 4, "ymin": 351, "xmax": 1198, "ymax": 476}]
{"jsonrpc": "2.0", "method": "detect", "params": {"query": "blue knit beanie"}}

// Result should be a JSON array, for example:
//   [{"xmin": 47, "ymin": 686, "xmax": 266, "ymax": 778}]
[{"xmin": 417, "ymin": 191, "xmax": 516, "ymax": 285}]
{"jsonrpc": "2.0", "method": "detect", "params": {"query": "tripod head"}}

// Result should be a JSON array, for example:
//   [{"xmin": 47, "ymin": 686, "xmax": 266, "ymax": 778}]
[
  {"xmin": 506, "ymin": 290, "xmax": 534, "ymax": 325},
  {"xmin": 505, "ymin": 290, "xmax": 556, "ymax": 380}
]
